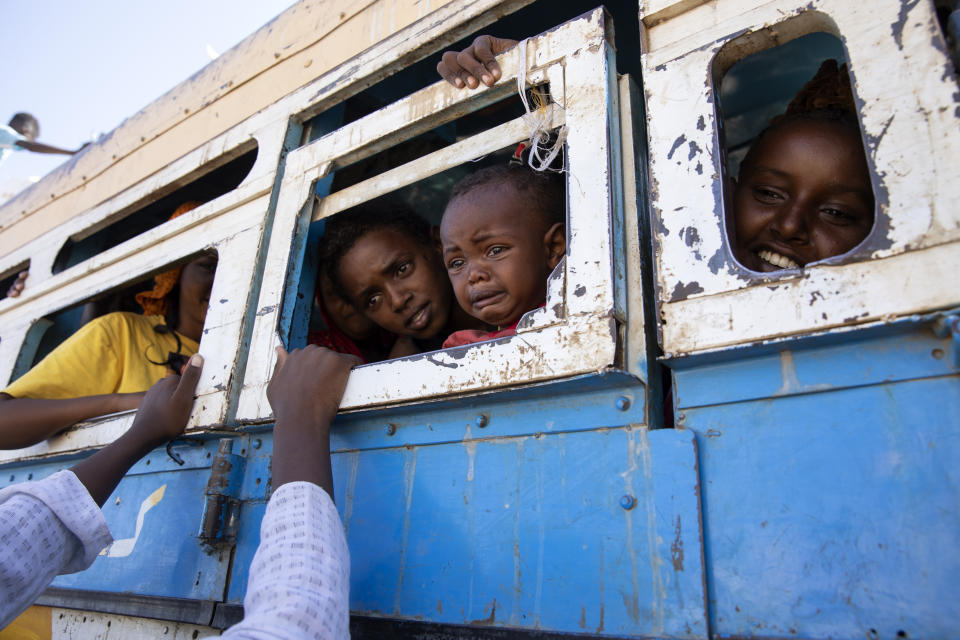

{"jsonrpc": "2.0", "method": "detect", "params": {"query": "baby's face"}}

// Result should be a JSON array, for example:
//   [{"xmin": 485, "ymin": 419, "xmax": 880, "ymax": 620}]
[
  {"xmin": 733, "ymin": 119, "xmax": 874, "ymax": 272},
  {"xmin": 441, "ymin": 183, "xmax": 564, "ymax": 327},
  {"xmin": 338, "ymin": 228, "xmax": 452, "ymax": 339}
]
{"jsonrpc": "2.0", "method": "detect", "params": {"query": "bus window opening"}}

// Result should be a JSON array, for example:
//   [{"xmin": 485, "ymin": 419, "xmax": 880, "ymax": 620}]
[
  {"xmin": 0, "ymin": 247, "xmax": 219, "ymax": 450},
  {"xmin": 715, "ymin": 32, "xmax": 876, "ymax": 274},
  {"xmin": 304, "ymin": 140, "xmax": 566, "ymax": 364},
  {"xmin": 52, "ymin": 144, "xmax": 255, "ymax": 274}
]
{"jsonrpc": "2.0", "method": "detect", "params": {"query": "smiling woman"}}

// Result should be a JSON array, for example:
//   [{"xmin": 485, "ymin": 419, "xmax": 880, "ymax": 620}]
[{"xmin": 723, "ymin": 54, "xmax": 876, "ymax": 273}]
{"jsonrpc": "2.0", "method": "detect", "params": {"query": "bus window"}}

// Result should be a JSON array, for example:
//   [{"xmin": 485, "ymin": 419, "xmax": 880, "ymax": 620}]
[
  {"xmin": 237, "ymin": 7, "xmax": 624, "ymax": 416},
  {"xmin": 53, "ymin": 144, "xmax": 256, "ymax": 274},
  {"xmin": 8, "ymin": 250, "xmax": 219, "ymax": 385},
  {"xmin": 713, "ymin": 31, "xmax": 877, "ymax": 274},
  {"xmin": 642, "ymin": 2, "xmax": 960, "ymax": 357}
]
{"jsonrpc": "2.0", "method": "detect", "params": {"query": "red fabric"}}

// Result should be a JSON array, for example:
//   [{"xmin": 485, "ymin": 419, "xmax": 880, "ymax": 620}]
[
  {"xmin": 307, "ymin": 292, "xmax": 396, "ymax": 364},
  {"xmin": 442, "ymin": 320, "xmax": 521, "ymax": 349}
]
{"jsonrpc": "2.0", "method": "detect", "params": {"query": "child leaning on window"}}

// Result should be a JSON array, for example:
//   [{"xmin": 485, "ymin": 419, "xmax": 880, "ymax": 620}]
[
  {"xmin": 439, "ymin": 164, "xmax": 566, "ymax": 348},
  {"xmin": 439, "ymin": 43, "xmax": 873, "ymax": 272},
  {"xmin": 322, "ymin": 201, "xmax": 484, "ymax": 356}
]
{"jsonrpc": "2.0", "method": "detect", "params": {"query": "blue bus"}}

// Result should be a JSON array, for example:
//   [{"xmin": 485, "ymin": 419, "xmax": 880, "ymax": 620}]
[{"xmin": 0, "ymin": 0, "xmax": 957, "ymax": 637}]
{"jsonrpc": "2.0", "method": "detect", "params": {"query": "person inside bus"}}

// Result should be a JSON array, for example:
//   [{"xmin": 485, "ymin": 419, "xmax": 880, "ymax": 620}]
[
  {"xmin": 439, "ymin": 164, "xmax": 565, "ymax": 348},
  {"xmin": 2, "ymin": 345, "xmax": 359, "ymax": 639},
  {"xmin": 0, "ymin": 112, "xmax": 87, "ymax": 168},
  {"xmin": 0, "ymin": 202, "xmax": 215, "ymax": 450},
  {"xmin": 323, "ymin": 200, "xmax": 483, "ymax": 354},
  {"xmin": 728, "ymin": 59, "xmax": 874, "ymax": 272},
  {"xmin": 309, "ymin": 249, "xmax": 418, "ymax": 362},
  {"xmin": 438, "ymin": 44, "xmax": 873, "ymax": 271}
]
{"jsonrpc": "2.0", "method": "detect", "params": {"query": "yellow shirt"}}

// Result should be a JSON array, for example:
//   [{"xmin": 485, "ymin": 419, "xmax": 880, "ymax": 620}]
[{"xmin": 3, "ymin": 312, "xmax": 199, "ymax": 399}]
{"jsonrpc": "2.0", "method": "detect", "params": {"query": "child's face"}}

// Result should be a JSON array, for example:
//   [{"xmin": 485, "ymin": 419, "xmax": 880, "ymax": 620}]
[
  {"xmin": 440, "ymin": 183, "xmax": 565, "ymax": 327},
  {"xmin": 732, "ymin": 119, "xmax": 874, "ymax": 272},
  {"xmin": 338, "ymin": 228, "xmax": 452, "ymax": 339},
  {"xmin": 318, "ymin": 270, "xmax": 376, "ymax": 341}
]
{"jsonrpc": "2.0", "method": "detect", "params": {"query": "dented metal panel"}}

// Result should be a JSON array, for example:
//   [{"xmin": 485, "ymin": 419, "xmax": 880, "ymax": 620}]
[
  {"xmin": 641, "ymin": 0, "xmax": 960, "ymax": 356},
  {"xmin": 673, "ymin": 323, "xmax": 960, "ymax": 638},
  {"xmin": 237, "ymin": 8, "xmax": 625, "ymax": 418},
  {"xmin": 225, "ymin": 414, "xmax": 707, "ymax": 637}
]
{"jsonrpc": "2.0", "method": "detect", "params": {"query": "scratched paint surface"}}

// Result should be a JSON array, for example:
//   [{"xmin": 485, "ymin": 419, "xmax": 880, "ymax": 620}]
[
  {"xmin": 226, "ymin": 426, "xmax": 706, "ymax": 637},
  {"xmin": 675, "ymin": 324, "xmax": 960, "ymax": 638},
  {"xmin": 0, "ymin": 440, "xmax": 233, "ymax": 600},
  {"xmin": 641, "ymin": 0, "xmax": 960, "ymax": 355}
]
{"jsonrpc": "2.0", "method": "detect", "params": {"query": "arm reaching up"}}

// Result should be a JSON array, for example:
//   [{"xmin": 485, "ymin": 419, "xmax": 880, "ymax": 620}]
[{"xmin": 437, "ymin": 35, "xmax": 518, "ymax": 89}]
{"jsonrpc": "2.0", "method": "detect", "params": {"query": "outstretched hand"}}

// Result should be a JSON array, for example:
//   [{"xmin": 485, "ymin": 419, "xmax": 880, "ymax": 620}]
[
  {"xmin": 126, "ymin": 353, "xmax": 204, "ymax": 449},
  {"xmin": 72, "ymin": 354, "xmax": 203, "ymax": 507},
  {"xmin": 437, "ymin": 35, "xmax": 518, "ymax": 89},
  {"xmin": 267, "ymin": 346, "xmax": 360, "ymax": 431}
]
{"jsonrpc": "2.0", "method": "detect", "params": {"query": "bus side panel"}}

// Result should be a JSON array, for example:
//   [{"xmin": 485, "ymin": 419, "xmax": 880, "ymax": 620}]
[
  {"xmin": 226, "ymin": 424, "xmax": 707, "ymax": 638},
  {"xmin": 341, "ymin": 427, "xmax": 704, "ymax": 637},
  {"xmin": 676, "ymin": 326, "xmax": 960, "ymax": 638},
  {"xmin": 30, "ymin": 440, "xmax": 233, "ymax": 601}
]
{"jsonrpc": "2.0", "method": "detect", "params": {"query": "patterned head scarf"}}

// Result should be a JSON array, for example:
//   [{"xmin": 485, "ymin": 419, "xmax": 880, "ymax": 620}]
[
  {"xmin": 773, "ymin": 59, "xmax": 856, "ymax": 124},
  {"xmin": 135, "ymin": 201, "xmax": 202, "ymax": 316}
]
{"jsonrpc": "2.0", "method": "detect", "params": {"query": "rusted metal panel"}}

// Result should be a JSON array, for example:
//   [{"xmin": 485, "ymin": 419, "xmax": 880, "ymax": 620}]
[
  {"xmin": 236, "ymin": 8, "xmax": 625, "ymax": 418},
  {"xmin": 641, "ymin": 0, "xmax": 960, "ymax": 357}
]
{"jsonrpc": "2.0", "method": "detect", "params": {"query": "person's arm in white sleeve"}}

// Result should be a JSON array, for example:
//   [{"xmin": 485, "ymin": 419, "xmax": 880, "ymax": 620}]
[
  {"xmin": 0, "ymin": 470, "xmax": 111, "ymax": 628},
  {"xmin": 0, "ymin": 356, "xmax": 204, "ymax": 630},
  {"xmin": 218, "ymin": 346, "xmax": 358, "ymax": 640}
]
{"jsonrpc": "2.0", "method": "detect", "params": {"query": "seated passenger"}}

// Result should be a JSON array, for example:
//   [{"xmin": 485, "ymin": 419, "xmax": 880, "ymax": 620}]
[
  {"xmin": 730, "ymin": 60, "xmax": 874, "ymax": 272},
  {"xmin": 323, "ymin": 202, "xmax": 483, "ymax": 354},
  {"xmin": 0, "ymin": 203, "xmax": 214, "ymax": 449},
  {"xmin": 439, "ymin": 165, "xmax": 565, "ymax": 348}
]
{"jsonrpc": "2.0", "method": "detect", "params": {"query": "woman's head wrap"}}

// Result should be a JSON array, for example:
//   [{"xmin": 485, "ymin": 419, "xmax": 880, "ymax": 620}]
[
  {"xmin": 135, "ymin": 201, "xmax": 201, "ymax": 316},
  {"xmin": 772, "ymin": 59, "xmax": 856, "ymax": 125}
]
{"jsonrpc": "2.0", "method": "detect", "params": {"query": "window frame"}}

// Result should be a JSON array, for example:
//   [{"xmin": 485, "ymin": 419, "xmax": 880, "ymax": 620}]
[
  {"xmin": 0, "ymin": 118, "xmax": 283, "ymax": 462},
  {"xmin": 236, "ymin": 8, "xmax": 627, "ymax": 416},
  {"xmin": 640, "ymin": 0, "xmax": 960, "ymax": 358}
]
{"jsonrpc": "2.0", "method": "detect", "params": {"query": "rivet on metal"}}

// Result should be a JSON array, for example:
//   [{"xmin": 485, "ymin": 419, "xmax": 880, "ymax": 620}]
[
  {"xmin": 384, "ymin": 423, "xmax": 397, "ymax": 436},
  {"xmin": 253, "ymin": 438, "xmax": 263, "ymax": 449},
  {"xmin": 620, "ymin": 494, "xmax": 637, "ymax": 510},
  {"xmin": 615, "ymin": 396, "xmax": 631, "ymax": 411},
  {"xmin": 475, "ymin": 414, "xmax": 489, "ymax": 428}
]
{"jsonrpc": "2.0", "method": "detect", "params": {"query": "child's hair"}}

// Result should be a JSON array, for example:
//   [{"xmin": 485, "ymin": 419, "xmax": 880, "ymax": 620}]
[
  {"xmin": 321, "ymin": 199, "xmax": 431, "ymax": 299},
  {"xmin": 741, "ymin": 59, "xmax": 861, "ymax": 174},
  {"xmin": 448, "ymin": 164, "xmax": 565, "ymax": 227},
  {"xmin": 8, "ymin": 113, "xmax": 39, "ymax": 140}
]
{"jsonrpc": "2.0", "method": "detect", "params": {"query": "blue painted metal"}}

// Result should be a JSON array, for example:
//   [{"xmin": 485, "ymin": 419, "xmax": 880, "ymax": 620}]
[
  {"xmin": 279, "ymin": 103, "xmax": 344, "ymax": 349},
  {"xmin": 0, "ymin": 438, "xmax": 235, "ymax": 601},
  {"xmin": 673, "ymin": 321, "xmax": 960, "ymax": 639},
  {"xmin": 198, "ymin": 438, "xmax": 247, "ymax": 548},
  {"xmin": 225, "ymin": 425, "xmax": 707, "ymax": 638}
]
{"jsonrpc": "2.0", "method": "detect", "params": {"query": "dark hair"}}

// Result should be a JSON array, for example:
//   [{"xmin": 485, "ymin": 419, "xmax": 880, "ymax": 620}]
[
  {"xmin": 9, "ymin": 112, "xmax": 39, "ymax": 140},
  {"xmin": 320, "ymin": 199, "xmax": 431, "ymax": 300},
  {"xmin": 447, "ymin": 164, "xmax": 565, "ymax": 227}
]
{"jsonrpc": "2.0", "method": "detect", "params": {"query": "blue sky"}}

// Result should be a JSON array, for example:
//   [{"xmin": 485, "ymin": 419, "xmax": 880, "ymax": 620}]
[{"xmin": 1, "ymin": 0, "xmax": 293, "ymax": 200}]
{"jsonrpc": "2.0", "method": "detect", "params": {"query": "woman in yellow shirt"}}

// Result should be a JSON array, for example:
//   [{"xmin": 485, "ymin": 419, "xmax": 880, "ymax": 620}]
[{"xmin": 0, "ymin": 204, "xmax": 216, "ymax": 449}]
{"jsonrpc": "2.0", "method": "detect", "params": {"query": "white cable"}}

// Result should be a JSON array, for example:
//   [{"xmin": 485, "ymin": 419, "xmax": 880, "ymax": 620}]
[{"xmin": 516, "ymin": 39, "xmax": 566, "ymax": 173}]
